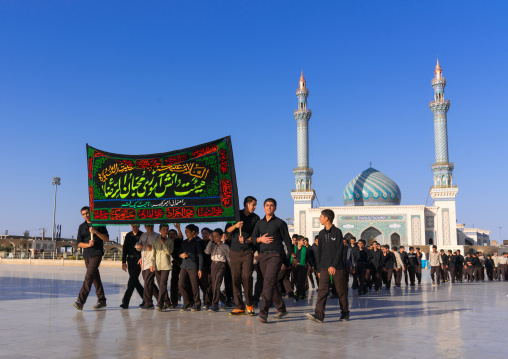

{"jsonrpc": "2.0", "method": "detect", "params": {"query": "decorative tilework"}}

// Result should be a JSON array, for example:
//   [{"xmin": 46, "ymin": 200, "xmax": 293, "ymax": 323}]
[
  {"xmin": 442, "ymin": 209, "xmax": 450, "ymax": 245},
  {"xmin": 299, "ymin": 210, "xmax": 306, "ymax": 237},
  {"xmin": 425, "ymin": 216, "xmax": 434, "ymax": 229},
  {"xmin": 411, "ymin": 215, "xmax": 421, "ymax": 245},
  {"xmin": 312, "ymin": 217, "xmax": 320, "ymax": 228}
]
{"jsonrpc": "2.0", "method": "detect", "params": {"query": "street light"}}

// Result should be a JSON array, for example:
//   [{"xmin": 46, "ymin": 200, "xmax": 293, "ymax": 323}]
[{"xmin": 52, "ymin": 177, "xmax": 61, "ymax": 241}]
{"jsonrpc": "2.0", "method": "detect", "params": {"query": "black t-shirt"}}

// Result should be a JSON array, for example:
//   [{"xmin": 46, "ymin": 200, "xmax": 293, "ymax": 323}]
[
  {"xmin": 77, "ymin": 221, "xmax": 109, "ymax": 259},
  {"xmin": 122, "ymin": 230, "xmax": 143, "ymax": 263},
  {"xmin": 230, "ymin": 211, "xmax": 260, "ymax": 252}
]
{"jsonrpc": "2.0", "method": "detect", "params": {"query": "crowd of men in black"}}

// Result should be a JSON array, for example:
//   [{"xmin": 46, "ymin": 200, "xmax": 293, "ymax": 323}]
[{"xmin": 71, "ymin": 198, "xmax": 508, "ymax": 324}]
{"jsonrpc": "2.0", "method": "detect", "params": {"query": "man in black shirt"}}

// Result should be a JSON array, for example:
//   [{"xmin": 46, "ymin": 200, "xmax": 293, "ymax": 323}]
[
  {"xmin": 440, "ymin": 249, "xmax": 449, "ymax": 282},
  {"xmin": 306, "ymin": 209, "xmax": 349, "ymax": 323},
  {"xmin": 349, "ymin": 237, "xmax": 360, "ymax": 290},
  {"xmin": 251, "ymin": 198, "xmax": 294, "ymax": 323},
  {"xmin": 369, "ymin": 241, "xmax": 383, "ymax": 291},
  {"xmin": 73, "ymin": 206, "xmax": 109, "ymax": 310},
  {"xmin": 399, "ymin": 246, "xmax": 409, "ymax": 285},
  {"xmin": 227, "ymin": 196, "xmax": 259, "ymax": 316},
  {"xmin": 356, "ymin": 239, "xmax": 372, "ymax": 295},
  {"xmin": 199, "ymin": 227, "xmax": 213, "ymax": 309},
  {"xmin": 381, "ymin": 245, "xmax": 396, "ymax": 290},
  {"xmin": 455, "ymin": 250, "xmax": 465, "ymax": 282},
  {"xmin": 120, "ymin": 224, "xmax": 144, "ymax": 309},
  {"xmin": 447, "ymin": 250, "xmax": 456, "ymax": 283},
  {"xmin": 407, "ymin": 247, "xmax": 419, "ymax": 286}
]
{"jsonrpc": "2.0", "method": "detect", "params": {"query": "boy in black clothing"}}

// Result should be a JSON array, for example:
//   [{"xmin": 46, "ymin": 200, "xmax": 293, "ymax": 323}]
[
  {"xmin": 356, "ymin": 239, "xmax": 372, "ymax": 295},
  {"xmin": 178, "ymin": 224, "xmax": 203, "ymax": 311},
  {"xmin": 306, "ymin": 209, "xmax": 349, "ymax": 324},
  {"xmin": 381, "ymin": 245, "xmax": 396, "ymax": 290},
  {"xmin": 293, "ymin": 236, "xmax": 309, "ymax": 298},
  {"xmin": 407, "ymin": 247, "xmax": 419, "ymax": 286}
]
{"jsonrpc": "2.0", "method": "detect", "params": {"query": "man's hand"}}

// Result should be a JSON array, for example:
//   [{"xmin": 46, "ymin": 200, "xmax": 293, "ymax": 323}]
[
  {"xmin": 150, "ymin": 266, "xmax": 155, "ymax": 273},
  {"xmin": 89, "ymin": 227, "xmax": 96, "ymax": 234},
  {"xmin": 328, "ymin": 267, "xmax": 336, "ymax": 276},
  {"xmin": 174, "ymin": 223, "xmax": 180, "ymax": 230},
  {"xmin": 257, "ymin": 233, "xmax": 274, "ymax": 244},
  {"xmin": 318, "ymin": 272, "xmax": 321, "ymax": 279},
  {"xmin": 180, "ymin": 252, "xmax": 188, "ymax": 259},
  {"xmin": 198, "ymin": 270, "xmax": 202, "ymax": 279},
  {"xmin": 137, "ymin": 259, "xmax": 142, "ymax": 266},
  {"xmin": 239, "ymin": 235, "xmax": 244, "ymax": 244},
  {"xmin": 135, "ymin": 243, "xmax": 142, "ymax": 251},
  {"xmin": 89, "ymin": 240, "xmax": 94, "ymax": 248},
  {"xmin": 122, "ymin": 263, "xmax": 127, "ymax": 271},
  {"xmin": 236, "ymin": 221, "xmax": 244, "ymax": 229},
  {"xmin": 402, "ymin": 267, "xmax": 406, "ymax": 271},
  {"xmin": 395, "ymin": 268, "xmax": 399, "ymax": 272}
]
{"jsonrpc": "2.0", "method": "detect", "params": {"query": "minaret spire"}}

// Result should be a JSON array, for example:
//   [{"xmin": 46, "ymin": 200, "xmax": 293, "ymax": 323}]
[
  {"xmin": 429, "ymin": 59, "xmax": 453, "ymax": 187},
  {"xmin": 293, "ymin": 71, "xmax": 313, "ymax": 191}
]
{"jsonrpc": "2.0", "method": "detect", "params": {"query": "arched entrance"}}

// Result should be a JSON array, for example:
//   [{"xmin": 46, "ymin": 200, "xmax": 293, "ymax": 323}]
[
  {"xmin": 361, "ymin": 227, "xmax": 382, "ymax": 245},
  {"xmin": 428, "ymin": 237, "xmax": 434, "ymax": 245},
  {"xmin": 390, "ymin": 233, "xmax": 400, "ymax": 246}
]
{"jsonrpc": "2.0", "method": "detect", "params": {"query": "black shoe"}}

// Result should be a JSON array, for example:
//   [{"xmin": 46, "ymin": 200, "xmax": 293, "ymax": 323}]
[
  {"xmin": 92, "ymin": 302, "xmax": 107, "ymax": 310},
  {"xmin": 339, "ymin": 313, "xmax": 350, "ymax": 321},
  {"xmin": 306, "ymin": 313, "xmax": 323, "ymax": 323},
  {"xmin": 410, "ymin": 283, "xmax": 415, "ymax": 287},
  {"xmin": 191, "ymin": 305, "xmax": 201, "ymax": 311},
  {"xmin": 73, "ymin": 301, "xmax": 83, "ymax": 310},
  {"xmin": 120, "ymin": 303, "xmax": 129, "ymax": 309},
  {"xmin": 225, "ymin": 301, "xmax": 234, "ymax": 308},
  {"xmin": 139, "ymin": 302, "xmax": 145, "ymax": 307},
  {"xmin": 180, "ymin": 303, "xmax": 192, "ymax": 311},
  {"xmin": 140, "ymin": 304, "xmax": 154, "ymax": 310},
  {"xmin": 258, "ymin": 314, "xmax": 268, "ymax": 323}
]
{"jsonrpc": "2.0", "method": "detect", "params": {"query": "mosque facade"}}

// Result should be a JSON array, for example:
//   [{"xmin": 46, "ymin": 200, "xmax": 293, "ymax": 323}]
[{"xmin": 289, "ymin": 62, "xmax": 490, "ymax": 248}]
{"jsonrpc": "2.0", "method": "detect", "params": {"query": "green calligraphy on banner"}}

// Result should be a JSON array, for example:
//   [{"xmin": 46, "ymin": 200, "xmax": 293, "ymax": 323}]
[{"xmin": 87, "ymin": 137, "xmax": 240, "ymax": 225}]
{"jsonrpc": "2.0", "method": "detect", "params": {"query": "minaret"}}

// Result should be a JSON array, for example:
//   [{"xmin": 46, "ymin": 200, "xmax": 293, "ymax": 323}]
[
  {"xmin": 291, "ymin": 72, "xmax": 315, "ymax": 239},
  {"xmin": 428, "ymin": 59, "xmax": 458, "ymax": 246}
]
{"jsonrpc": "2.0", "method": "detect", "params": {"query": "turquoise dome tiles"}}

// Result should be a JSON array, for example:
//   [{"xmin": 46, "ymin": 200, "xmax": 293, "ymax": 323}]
[{"xmin": 343, "ymin": 167, "xmax": 401, "ymax": 206}]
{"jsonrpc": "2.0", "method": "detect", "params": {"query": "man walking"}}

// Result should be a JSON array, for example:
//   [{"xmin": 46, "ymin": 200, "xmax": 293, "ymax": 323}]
[
  {"xmin": 429, "ymin": 245, "xmax": 443, "ymax": 285},
  {"xmin": 251, "ymin": 198, "xmax": 295, "ymax": 323},
  {"xmin": 306, "ymin": 209, "xmax": 349, "ymax": 323},
  {"xmin": 138, "ymin": 224, "xmax": 160, "ymax": 309},
  {"xmin": 120, "ymin": 224, "xmax": 144, "ymax": 309},
  {"xmin": 73, "ymin": 206, "xmax": 110, "ymax": 310}
]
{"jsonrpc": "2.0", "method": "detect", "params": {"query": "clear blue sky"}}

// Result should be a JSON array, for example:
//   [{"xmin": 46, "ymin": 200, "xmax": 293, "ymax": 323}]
[{"xmin": 1, "ymin": 1, "xmax": 507, "ymax": 243}]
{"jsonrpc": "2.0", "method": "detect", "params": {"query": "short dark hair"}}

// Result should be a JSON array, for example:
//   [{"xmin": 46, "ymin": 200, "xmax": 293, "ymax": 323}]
[
  {"xmin": 292, "ymin": 234, "xmax": 299, "ymax": 239},
  {"xmin": 358, "ymin": 239, "xmax": 366, "ymax": 244},
  {"xmin": 416, "ymin": 247, "xmax": 420, "ymax": 251},
  {"xmin": 321, "ymin": 209, "xmax": 335, "ymax": 222},
  {"xmin": 243, "ymin": 196, "xmax": 257, "ymax": 207},
  {"xmin": 186, "ymin": 224, "xmax": 199, "ymax": 233},
  {"xmin": 432, "ymin": 245, "xmax": 437, "ymax": 249},
  {"xmin": 391, "ymin": 246, "xmax": 398, "ymax": 251},
  {"xmin": 201, "ymin": 227, "xmax": 211, "ymax": 234},
  {"xmin": 383, "ymin": 244, "xmax": 390, "ymax": 249},
  {"xmin": 372, "ymin": 240, "xmax": 378, "ymax": 244},
  {"xmin": 409, "ymin": 246, "xmax": 414, "ymax": 251},
  {"xmin": 169, "ymin": 229, "xmax": 177, "ymax": 235},
  {"xmin": 448, "ymin": 250, "xmax": 452, "ymax": 253},
  {"xmin": 399, "ymin": 246, "xmax": 404, "ymax": 250},
  {"xmin": 315, "ymin": 235, "xmax": 319, "ymax": 240},
  {"xmin": 350, "ymin": 236, "xmax": 357, "ymax": 241},
  {"xmin": 264, "ymin": 198, "xmax": 277, "ymax": 207},
  {"xmin": 159, "ymin": 223, "xmax": 169, "ymax": 230},
  {"xmin": 213, "ymin": 228, "xmax": 224, "ymax": 236},
  {"xmin": 80, "ymin": 206, "xmax": 90, "ymax": 213}
]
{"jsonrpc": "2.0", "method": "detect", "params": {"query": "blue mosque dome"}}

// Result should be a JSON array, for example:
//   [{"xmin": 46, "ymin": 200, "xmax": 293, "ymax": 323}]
[{"xmin": 343, "ymin": 167, "xmax": 401, "ymax": 206}]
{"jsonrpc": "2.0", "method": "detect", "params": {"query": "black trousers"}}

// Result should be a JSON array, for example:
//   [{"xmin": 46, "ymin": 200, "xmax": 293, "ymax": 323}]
[
  {"xmin": 430, "ymin": 266, "xmax": 441, "ymax": 284},
  {"xmin": 229, "ymin": 250, "xmax": 254, "ymax": 309},
  {"xmin": 211, "ymin": 261, "xmax": 226, "ymax": 308},
  {"xmin": 170, "ymin": 261, "xmax": 181, "ymax": 305},
  {"xmin": 370, "ymin": 267, "xmax": 382, "ymax": 290},
  {"xmin": 224, "ymin": 262, "xmax": 233, "ymax": 302},
  {"xmin": 155, "ymin": 270, "xmax": 170, "ymax": 307},
  {"xmin": 314, "ymin": 268, "xmax": 349, "ymax": 321},
  {"xmin": 258, "ymin": 252, "xmax": 286, "ymax": 316},
  {"xmin": 382, "ymin": 268, "xmax": 393, "ymax": 289},
  {"xmin": 408, "ymin": 266, "xmax": 416, "ymax": 285},
  {"xmin": 78, "ymin": 255, "xmax": 106, "ymax": 304},
  {"xmin": 179, "ymin": 268, "xmax": 201, "ymax": 306},
  {"xmin": 294, "ymin": 265, "xmax": 307, "ymax": 296},
  {"xmin": 357, "ymin": 265, "xmax": 370, "ymax": 293},
  {"xmin": 142, "ymin": 269, "xmax": 159, "ymax": 305},
  {"xmin": 278, "ymin": 264, "xmax": 293, "ymax": 295},
  {"xmin": 122, "ymin": 258, "xmax": 144, "ymax": 306},
  {"xmin": 199, "ymin": 266, "xmax": 212, "ymax": 306},
  {"xmin": 448, "ymin": 266, "xmax": 456, "ymax": 283},
  {"xmin": 415, "ymin": 265, "xmax": 422, "ymax": 284}
]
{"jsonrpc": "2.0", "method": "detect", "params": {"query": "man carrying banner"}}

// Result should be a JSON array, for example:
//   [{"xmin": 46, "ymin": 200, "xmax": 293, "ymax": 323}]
[
  {"xmin": 73, "ymin": 206, "xmax": 110, "ymax": 310},
  {"xmin": 227, "ymin": 196, "xmax": 259, "ymax": 316},
  {"xmin": 251, "ymin": 198, "xmax": 295, "ymax": 323}
]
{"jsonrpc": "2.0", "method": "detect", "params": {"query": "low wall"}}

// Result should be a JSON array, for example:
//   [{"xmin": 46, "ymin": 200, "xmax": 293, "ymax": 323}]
[{"xmin": 0, "ymin": 258, "xmax": 122, "ymax": 267}]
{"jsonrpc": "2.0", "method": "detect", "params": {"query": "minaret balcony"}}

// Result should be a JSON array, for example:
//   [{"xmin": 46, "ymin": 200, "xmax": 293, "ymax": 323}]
[
  {"xmin": 294, "ymin": 109, "xmax": 312, "ymax": 117},
  {"xmin": 429, "ymin": 100, "xmax": 450, "ymax": 110},
  {"xmin": 432, "ymin": 78, "xmax": 447, "ymax": 85}
]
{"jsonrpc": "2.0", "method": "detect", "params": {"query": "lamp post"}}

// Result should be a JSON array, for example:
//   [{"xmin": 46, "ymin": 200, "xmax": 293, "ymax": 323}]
[{"xmin": 51, "ymin": 177, "xmax": 61, "ymax": 241}]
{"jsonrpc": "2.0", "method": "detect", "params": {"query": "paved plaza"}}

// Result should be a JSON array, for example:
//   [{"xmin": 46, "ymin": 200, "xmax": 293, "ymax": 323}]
[{"xmin": 0, "ymin": 264, "xmax": 506, "ymax": 359}]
